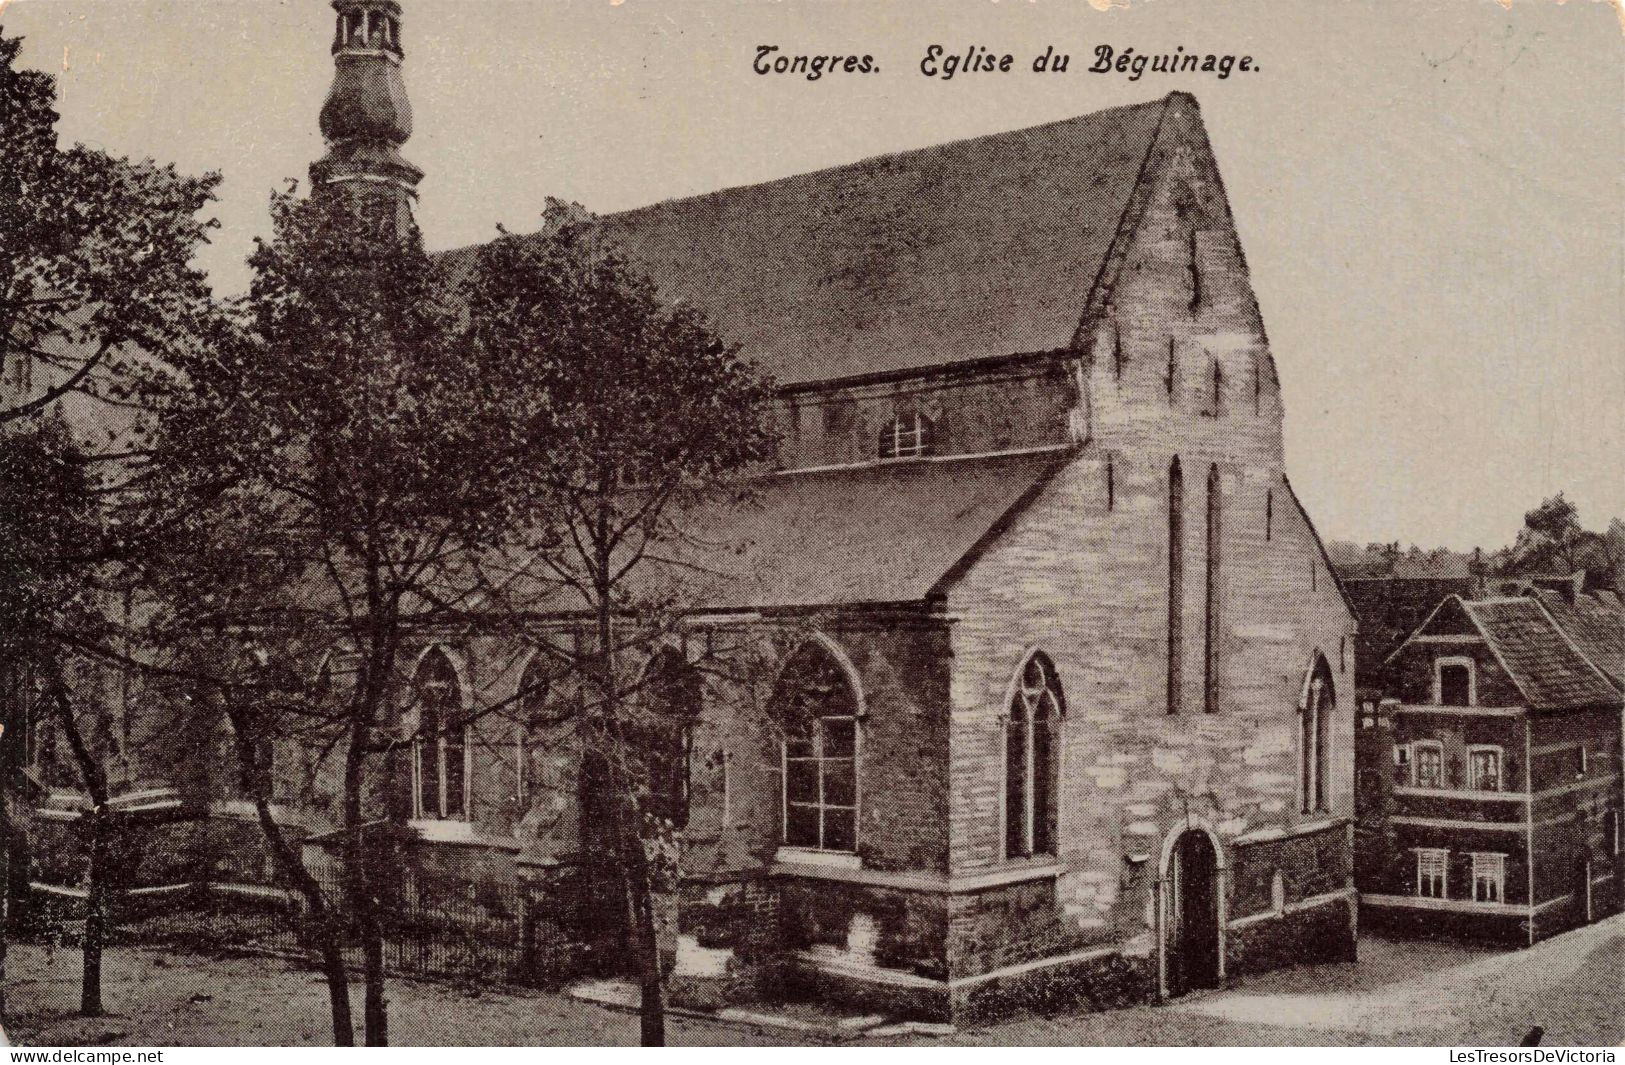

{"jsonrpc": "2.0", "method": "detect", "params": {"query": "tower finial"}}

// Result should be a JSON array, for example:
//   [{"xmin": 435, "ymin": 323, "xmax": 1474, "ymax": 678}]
[{"xmin": 311, "ymin": 0, "xmax": 422, "ymax": 230}]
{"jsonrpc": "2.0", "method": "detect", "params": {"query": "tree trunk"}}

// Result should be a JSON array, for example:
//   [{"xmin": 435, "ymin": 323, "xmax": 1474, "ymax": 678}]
[
  {"xmin": 617, "ymin": 797, "xmax": 665, "ymax": 1047},
  {"xmin": 590, "ymin": 526, "xmax": 667, "ymax": 1048},
  {"xmin": 361, "ymin": 908, "xmax": 387, "ymax": 1047},
  {"xmin": 80, "ymin": 808, "xmax": 107, "ymax": 1017},
  {"xmin": 341, "ymin": 718, "xmax": 387, "ymax": 1047},
  {"xmin": 51, "ymin": 674, "xmax": 111, "ymax": 1018},
  {"xmin": 249, "ymin": 795, "xmax": 354, "ymax": 1045},
  {"xmin": 1, "ymin": 733, "xmax": 10, "ymax": 1027}
]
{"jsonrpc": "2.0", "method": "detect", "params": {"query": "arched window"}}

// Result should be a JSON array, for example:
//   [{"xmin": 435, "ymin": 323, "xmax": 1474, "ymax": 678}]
[
  {"xmin": 412, "ymin": 648, "xmax": 467, "ymax": 820},
  {"xmin": 777, "ymin": 640, "xmax": 860, "ymax": 852},
  {"xmin": 879, "ymin": 412, "xmax": 934, "ymax": 460},
  {"xmin": 1300, "ymin": 655, "xmax": 1334, "ymax": 814},
  {"xmin": 1204, "ymin": 464, "xmax": 1221, "ymax": 713},
  {"xmin": 637, "ymin": 649, "xmax": 700, "ymax": 828},
  {"xmin": 1005, "ymin": 652, "xmax": 1065, "ymax": 859},
  {"xmin": 515, "ymin": 651, "xmax": 554, "ymax": 807},
  {"xmin": 1167, "ymin": 457, "xmax": 1185, "ymax": 714}
]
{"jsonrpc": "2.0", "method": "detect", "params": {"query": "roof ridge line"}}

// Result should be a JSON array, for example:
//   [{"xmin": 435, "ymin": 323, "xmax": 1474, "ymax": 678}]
[
  {"xmin": 430, "ymin": 97, "xmax": 1176, "ymax": 264},
  {"xmin": 763, "ymin": 443, "xmax": 1076, "ymax": 481},
  {"xmin": 1383, "ymin": 592, "xmax": 1464, "ymax": 667},
  {"xmin": 1069, "ymin": 93, "xmax": 1179, "ymax": 352}
]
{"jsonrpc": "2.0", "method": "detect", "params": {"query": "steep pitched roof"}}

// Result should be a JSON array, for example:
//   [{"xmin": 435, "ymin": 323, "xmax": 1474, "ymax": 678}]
[
  {"xmin": 1344, "ymin": 575, "xmax": 1481, "ymax": 668},
  {"xmin": 666, "ymin": 449, "xmax": 1069, "ymax": 609},
  {"xmin": 1458, "ymin": 597, "xmax": 1621, "ymax": 711},
  {"xmin": 444, "ymin": 95, "xmax": 1182, "ymax": 387},
  {"xmin": 492, "ymin": 449, "xmax": 1070, "ymax": 616},
  {"xmin": 1525, "ymin": 589, "xmax": 1625, "ymax": 687}
]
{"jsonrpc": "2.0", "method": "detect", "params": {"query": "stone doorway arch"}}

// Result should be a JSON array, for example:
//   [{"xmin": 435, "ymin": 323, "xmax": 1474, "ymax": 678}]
[{"xmin": 1156, "ymin": 820, "xmax": 1227, "ymax": 1000}]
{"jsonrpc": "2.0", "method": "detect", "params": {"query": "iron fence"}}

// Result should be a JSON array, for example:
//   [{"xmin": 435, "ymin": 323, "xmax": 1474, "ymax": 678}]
[{"xmin": 36, "ymin": 867, "xmax": 573, "ymax": 988}]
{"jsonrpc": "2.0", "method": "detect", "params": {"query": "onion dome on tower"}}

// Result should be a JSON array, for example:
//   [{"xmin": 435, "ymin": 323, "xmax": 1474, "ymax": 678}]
[{"xmin": 310, "ymin": 0, "xmax": 422, "ymax": 232}]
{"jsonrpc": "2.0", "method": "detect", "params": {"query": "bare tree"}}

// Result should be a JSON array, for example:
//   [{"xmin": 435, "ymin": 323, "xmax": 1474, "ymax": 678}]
[{"xmin": 462, "ymin": 207, "xmax": 776, "ymax": 1045}]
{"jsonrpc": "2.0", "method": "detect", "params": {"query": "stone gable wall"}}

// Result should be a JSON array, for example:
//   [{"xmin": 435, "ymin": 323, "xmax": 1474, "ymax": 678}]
[{"xmin": 943, "ymin": 97, "xmax": 1356, "ymax": 978}]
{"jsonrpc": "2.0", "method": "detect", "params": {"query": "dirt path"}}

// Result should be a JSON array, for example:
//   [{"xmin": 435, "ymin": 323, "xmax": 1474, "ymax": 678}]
[
  {"xmin": 1162, "ymin": 917, "xmax": 1625, "ymax": 1044},
  {"xmin": 6, "ymin": 919, "xmax": 1622, "ymax": 1046},
  {"xmin": 2, "ymin": 944, "xmax": 826, "ymax": 1047},
  {"xmin": 946, "ymin": 917, "xmax": 1625, "ymax": 1047}
]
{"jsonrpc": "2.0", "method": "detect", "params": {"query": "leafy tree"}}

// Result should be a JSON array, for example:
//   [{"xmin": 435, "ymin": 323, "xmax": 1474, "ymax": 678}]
[
  {"xmin": 462, "ymin": 204, "xmax": 776, "ymax": 1046},
  {"xmin": 1508, "ymin": 493, "xmax": 1619, "ymax": 589},
  {"xmin": 1, "ymin": 32, "xmax": 219, "ymax": 425},
  {"xmin": 0, "ymin": 416, "xmax": 97, "ymax": 1019},
  {"xmin": 144, "ymin": 183, "xmax": 561, "ymax": 1046},
  {"xmin": 0, "ymin": 30, "xmax": 221, "ymax": 1021}
]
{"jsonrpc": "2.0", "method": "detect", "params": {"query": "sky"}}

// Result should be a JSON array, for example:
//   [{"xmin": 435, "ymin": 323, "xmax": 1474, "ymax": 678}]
[{"xmin": 5, "ymin": 0, "xmax": 1622, "ymax": 551}]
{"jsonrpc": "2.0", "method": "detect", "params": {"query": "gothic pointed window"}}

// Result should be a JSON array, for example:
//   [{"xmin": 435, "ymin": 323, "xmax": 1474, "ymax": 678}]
[
  {"xmin": 412, "ymin": 648, "xmax": 467, "ymax": 820},
  {"xmin": 879, "ymin": 412, "xmax": 934, "ymax": 460},
  {"xmin": 778, "ymin": 640, "xmax": 861, "ymax": 852},
  {"xmin": 1005, "ymin": 652, "xmax": 1065, "ymax": 859},
  {"xmin": 1300, "ymin": 655, "xmax": 1334, "ymax": 813},
  {"xmin": 516, "ymin": 651, "xmax": 556, "ymax": 808},
  {"xmin": 638, "ymin": 648, "xmax": 700, "ymax": 828}
]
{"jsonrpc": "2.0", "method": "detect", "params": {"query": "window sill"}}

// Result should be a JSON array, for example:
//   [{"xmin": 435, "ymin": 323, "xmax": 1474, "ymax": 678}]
[
  {"xmin": 774, "ymin": 846, "xmax": 861, "ymax": 870},
  {"xmin": 1393, "ymin": 785, "xmax": 1526, "ymax": 802},
  {"xmin": 771, "ymin": 857, "xmax": 1064, "ymax": 894},
  {"xmin": 407, "ymin": 819, "xmax": 520, "ymax": 850}
]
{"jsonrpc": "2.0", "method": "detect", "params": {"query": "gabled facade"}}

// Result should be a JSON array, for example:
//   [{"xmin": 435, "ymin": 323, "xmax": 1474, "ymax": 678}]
[
  {"xmin": 25, "ymin": 5, "xmax": 1361, "ymax": 1024},
  {"xmin": 385, "ymin": 90, "xmax": 1359, "ymax": 1020},
  {"xmin": 1357, "ymin": 587, "xmax": 1625, "ymax": 944}
]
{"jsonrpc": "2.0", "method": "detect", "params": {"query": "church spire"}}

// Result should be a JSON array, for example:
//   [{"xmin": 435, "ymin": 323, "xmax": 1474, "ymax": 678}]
[{"xmin": 311, "ymin": 0, "xmax": 422, "ymax": 232}]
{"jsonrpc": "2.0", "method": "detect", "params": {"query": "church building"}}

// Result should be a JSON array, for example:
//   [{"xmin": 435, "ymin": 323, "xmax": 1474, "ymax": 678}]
[
  {"xmin": 28, "ymin": 0, "xmax": 1363, "ymax": 1024},
  {"xmin": 292, "ymin": 0, "xmax": 1360, "ymax": 1022}
]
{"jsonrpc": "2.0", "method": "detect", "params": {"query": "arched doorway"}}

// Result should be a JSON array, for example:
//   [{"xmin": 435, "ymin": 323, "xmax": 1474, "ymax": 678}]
[{"xmin": 1167, "ymin": 829, "xmax": 1221, "ymax": 996}]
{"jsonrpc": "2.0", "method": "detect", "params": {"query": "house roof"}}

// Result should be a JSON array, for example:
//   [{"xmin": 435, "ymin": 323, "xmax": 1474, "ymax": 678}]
[
  {"xmin": 1458, "ymin": 597, "xmax": 1621, "ymax": 711},
  {"xmin": 1525, "ymin": 588, "xmax": 1625, "ymax": 687},
  {"xmin": 496, "ymin": 449, "xmax": 1070, "ymax": 616},
  {"xmin": 442, "ymin": 95, "xmax": 1181, "ymax": 387},
  {"xmin": 1344, "ymin": 574, "xmax": 1481, "ymax": 666}
]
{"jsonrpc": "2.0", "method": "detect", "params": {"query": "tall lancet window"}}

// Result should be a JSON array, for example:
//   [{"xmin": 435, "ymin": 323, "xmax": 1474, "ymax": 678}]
[
  {"xmin": 1004, "ymin": 652, "xmax": 1065, "ymax": 859},
  {"xmin": 1204, "ymin": 464, "xmax": 1221, "ymax": 713},
  {"xmin": 412, "ymin": 648, "xmax": 467, "ymax": 820},
  {"xmin": 1300, "ymin": 655, "xmax": 1335, "ymax": 814},
  {"xmin": 1167, "ymin": 457, "xmax": 1185, "ymax": 714},
  {"xmin": 779, "ymin": 641, "xmax": 861, "ymax": 852}
]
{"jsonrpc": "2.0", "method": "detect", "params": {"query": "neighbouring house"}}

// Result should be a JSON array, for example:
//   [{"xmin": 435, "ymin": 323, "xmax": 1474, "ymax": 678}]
[
  {"xmin": 1335, "ymin": 548, "xmax": 1487, "ymax": 708},
  {"xmin": 1355, "ymin": 583, "xmax": 1624, "ymax": 944},
  {"xmin": 28, "ymin": 0, "xmax": 1362, "ymax": 1023}
]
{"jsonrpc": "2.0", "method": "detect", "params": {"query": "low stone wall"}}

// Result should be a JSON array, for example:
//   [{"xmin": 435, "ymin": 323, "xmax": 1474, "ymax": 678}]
[
  {"xmin": 776, "ymin": 876, "xmax": 948, "ymax": 981},
  {"xmin": 667, "ymin": 877, "xmax": 784, "ymax": 1009},
  {"xmin": 1361, "ymin": 902, "xmax": 1528, "ymax": 947},
  {"xmin": 1226, "ymin": 895, "xmax": 1357, "ymax": 978},
  {"xmin": 780, "ymin": 955, "xmax": 952, "ymax": 1021},
  {"xmin": 954, "ymin": 945, "xmax": 1155, "ymax": 1024},
  {"xmin": 30, "ymin": 806, "xmax": 296, "ymax": 890}
]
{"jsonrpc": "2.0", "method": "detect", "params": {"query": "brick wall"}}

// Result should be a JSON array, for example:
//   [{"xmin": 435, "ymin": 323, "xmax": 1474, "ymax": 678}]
[
  {"xmin": 1529, "ymin": 705, "xmax": 1623, "ymax": 932},
  {"xmin": 1388, "ymin": 640, "xmax": 1523, "ymax": 709},
  {"xmin": 774, "ymin": 359, "xmax": 1075, "ymax": 471}
]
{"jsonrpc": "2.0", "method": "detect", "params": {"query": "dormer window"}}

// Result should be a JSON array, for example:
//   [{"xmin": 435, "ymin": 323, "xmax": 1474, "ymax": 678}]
[
  {"xmin": 879, "ymin": 412, "xmax": 934, "ymax": 460},
  {"xmin": 1435, "ymin": 656, "xmax": 1475, "ymax": 707}
]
